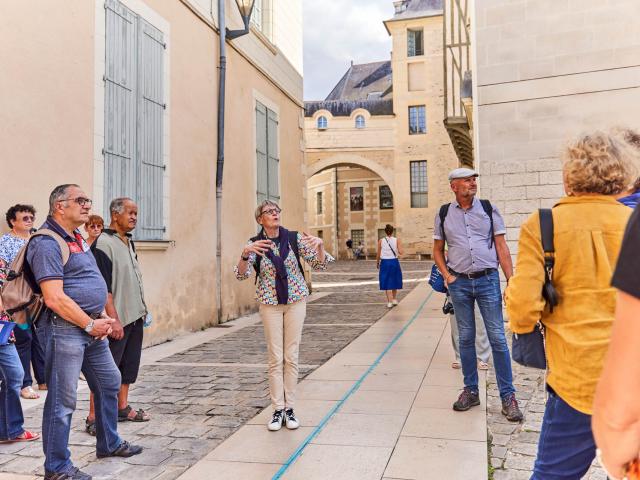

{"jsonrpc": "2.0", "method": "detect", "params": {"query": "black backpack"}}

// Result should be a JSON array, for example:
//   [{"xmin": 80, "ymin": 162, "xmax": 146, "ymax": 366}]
[
  {"xmin": 439, "ymin": 199, "xmax": 495, "ymax": 249},
  {"xmin": 249, "ymin": 230, "xmax": 304, "ymax": 284}
]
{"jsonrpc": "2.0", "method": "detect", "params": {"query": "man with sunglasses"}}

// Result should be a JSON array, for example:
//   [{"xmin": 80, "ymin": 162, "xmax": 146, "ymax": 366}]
[{"xmin": 27, "ymin": 184, "xmax": 142, "ymax": 480}]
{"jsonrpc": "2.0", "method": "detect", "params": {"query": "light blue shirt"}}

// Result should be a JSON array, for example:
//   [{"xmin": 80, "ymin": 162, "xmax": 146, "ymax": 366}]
[{"xmin": 433, "ymin": 197, "xmax": 506, "ymax": 274}]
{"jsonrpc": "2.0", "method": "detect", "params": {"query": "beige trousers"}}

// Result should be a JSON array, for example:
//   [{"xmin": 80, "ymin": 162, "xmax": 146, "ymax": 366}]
[{"xmin": 259, "ymin": 299, "xmax": 306, "ymax": 410}]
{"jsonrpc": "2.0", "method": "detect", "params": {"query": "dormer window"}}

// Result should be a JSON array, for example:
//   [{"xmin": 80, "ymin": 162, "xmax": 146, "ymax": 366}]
[
  {"xmin": 355, "ymin": 115, "xmax": 365, "ymax": 129},
  {"xmin": 317, "ymin": 116, "xmax": 328, "ymax": 130}
]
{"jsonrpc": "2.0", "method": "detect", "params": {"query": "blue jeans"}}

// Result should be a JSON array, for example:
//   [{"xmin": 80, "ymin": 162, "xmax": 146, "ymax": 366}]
[
  {"xmin": 0, "ymin": 343, "xmax": 26, "ymax": 440},
  {"xmin": 37, "ymin": 313, "xmax": 122, "ymax": 474},
  {"xmin": 14, "ymin": 324, "xmax": 46, "ymax": 388},
  {"xmin": 531, "ymin": 388, "xmax": 596, "ymax": 479},
  {"xmin": 447, "ymin": 270, "xmax": 515, "ymax": 399}
]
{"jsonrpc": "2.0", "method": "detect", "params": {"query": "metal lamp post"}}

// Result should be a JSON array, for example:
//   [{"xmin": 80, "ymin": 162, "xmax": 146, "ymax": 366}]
[{"xmin": 215, "ymin": 0, "xmax": 256, "ymax": 324}]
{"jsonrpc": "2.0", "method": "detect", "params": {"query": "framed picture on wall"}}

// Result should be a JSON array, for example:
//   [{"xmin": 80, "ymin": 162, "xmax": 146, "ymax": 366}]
[{"xmin": 350, "ymin": 187, "xmax": 364, "ymax": 211}]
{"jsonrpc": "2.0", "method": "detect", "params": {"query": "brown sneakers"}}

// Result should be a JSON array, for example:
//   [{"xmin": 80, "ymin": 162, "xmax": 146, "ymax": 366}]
[
  {"xmin": 452, "ymin": 387, "xmax": 481, "ymax": 411},
  {"xmin": 501, "ymin": 393, "xmax": 524, "ymax": 422}
]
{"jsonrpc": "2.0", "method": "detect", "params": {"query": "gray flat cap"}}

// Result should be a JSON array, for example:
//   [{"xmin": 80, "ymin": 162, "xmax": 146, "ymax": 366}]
[{"xmin": 448, "ymin": 167, "xmax": 479, "ymax": 181}]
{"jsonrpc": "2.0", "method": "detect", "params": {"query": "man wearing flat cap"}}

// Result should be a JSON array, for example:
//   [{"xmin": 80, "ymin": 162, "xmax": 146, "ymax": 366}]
[{"xmin": 432, "ymin": 168, "xmax": 523, "ymax": 422}]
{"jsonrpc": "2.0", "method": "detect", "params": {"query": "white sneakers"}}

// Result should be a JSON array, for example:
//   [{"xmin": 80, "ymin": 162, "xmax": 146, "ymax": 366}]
[
  {"xmin": 267, "ymin": 408, "xmax": 299, "ymax": 431},
  {"xmin": 387, "ymin": 302, "xmax": 393, "ymax": 308},
  {"xmin": 387, "ymin": 299, "xmax": 399, "ymax": 308}
]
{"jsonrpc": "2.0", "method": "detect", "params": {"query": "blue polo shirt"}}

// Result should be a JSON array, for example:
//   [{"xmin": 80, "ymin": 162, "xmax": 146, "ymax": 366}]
[
  {"xmin": 27, "ymin": 217, "xmax": 107, "ymax": 314},
  {"xmin": 433, "ymin": 197, "xmax": 507, "ymax": 274}
]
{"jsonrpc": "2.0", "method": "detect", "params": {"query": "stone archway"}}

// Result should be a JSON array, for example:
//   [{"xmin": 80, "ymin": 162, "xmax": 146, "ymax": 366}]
[{"xmin": 307, "ymin": 153, "xmax": 395, "ymax": 194}]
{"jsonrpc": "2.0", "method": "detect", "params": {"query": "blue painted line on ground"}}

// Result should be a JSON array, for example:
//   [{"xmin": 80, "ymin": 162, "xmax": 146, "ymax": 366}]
[{"xmin": 271, "ymin": 289, "xmax": 434, "ymax": 480}]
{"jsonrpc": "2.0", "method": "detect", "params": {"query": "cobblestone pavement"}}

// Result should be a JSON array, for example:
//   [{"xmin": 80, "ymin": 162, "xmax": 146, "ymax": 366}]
[
  {"xmin": 0, "ymin": 260, "xmax": 429, "ymax": 480},
  {"xmin": 487, "ymin": 341, "xmax": 606, "ymax": 480}
]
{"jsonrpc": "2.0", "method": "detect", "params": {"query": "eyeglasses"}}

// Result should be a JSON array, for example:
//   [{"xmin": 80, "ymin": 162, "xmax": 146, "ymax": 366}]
[
  {"xmin": 20, "ymin": 215, "xmax": 35, "ymax": 222},
  {"xmin": 61, "ymin": 197, "xmax": 93, "ymax": 207},
  {"xmin": 261, "ymin": 208, "xmax": 281, "ymax": 216}
]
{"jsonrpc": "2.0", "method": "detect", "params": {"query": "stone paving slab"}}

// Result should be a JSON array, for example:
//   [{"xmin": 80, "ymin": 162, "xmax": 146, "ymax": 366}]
[{"xmin": 0, "ymin": 260, "xmax": 431, "ymax": 479}]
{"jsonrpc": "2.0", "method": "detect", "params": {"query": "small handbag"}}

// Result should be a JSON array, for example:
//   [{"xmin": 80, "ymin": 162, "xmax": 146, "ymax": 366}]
[
  {"xmin": 512, "ymin": 209, "xmax": 559, "ymax": 370},
  {"xmin": 428, "ymin": 264, "xmax": 447, "ymax": 294}
]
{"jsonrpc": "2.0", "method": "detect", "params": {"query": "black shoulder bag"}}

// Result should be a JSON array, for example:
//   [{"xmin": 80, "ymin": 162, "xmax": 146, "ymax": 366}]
[{"xmin": 512, "ymin": 209, "xmax": 559, "ymax": 370}]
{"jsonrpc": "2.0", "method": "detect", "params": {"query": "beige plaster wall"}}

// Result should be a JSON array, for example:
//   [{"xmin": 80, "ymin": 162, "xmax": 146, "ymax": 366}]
[
  {"xmin": 0, "ymin": 0, "xmax": 303, "ymax": 344},
  {"xmin": 474, "ymin": 0, "xmax": 640, "ymax": 254}
]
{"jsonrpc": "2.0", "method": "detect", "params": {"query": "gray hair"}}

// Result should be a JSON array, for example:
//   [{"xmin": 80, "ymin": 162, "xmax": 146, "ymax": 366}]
[
  {"xmin": 48, "ymin": 184, "xmax": 79, "ymax": 216},
  {"xmin": 254, "ymin": 200, "xmax": 280, "ymax": 222},
  {"xmin": 109, "ymin": 197, "xmax": 135, "ymax": 216}
]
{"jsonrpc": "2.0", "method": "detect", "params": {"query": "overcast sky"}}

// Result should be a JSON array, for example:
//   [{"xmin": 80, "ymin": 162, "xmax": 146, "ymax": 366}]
[{"xmin": 303, "ymin": 0, "xmax": 393, "ymax": 101}]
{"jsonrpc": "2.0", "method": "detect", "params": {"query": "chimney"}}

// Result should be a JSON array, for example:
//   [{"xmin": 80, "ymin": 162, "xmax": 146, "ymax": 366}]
[{"xmin": 393, "ymin": 1, "xmax": 407, "ymax": 14}]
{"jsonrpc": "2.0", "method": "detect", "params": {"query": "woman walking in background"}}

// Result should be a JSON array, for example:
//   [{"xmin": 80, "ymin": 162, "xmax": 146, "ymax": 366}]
[{"xmin": 377, "ymin": 224, "xmax": 403, "ymax": 308}]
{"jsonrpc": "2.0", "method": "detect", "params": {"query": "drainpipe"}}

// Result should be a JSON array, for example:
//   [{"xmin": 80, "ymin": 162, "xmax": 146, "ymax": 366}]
[{"xmin": 215, "ymin": 0, "xmax": 227, "ymax": 324}]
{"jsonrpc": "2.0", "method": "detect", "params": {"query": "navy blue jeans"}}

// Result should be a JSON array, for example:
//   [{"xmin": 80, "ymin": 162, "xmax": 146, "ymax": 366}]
[
  {"xmin": 447, "ymin": 270, "xmax": 515, "ymax": 399},
  {"xmin": 37, "ymin": 313, "xmax": 122, "ymax": 474},
  {"xmin": 14, "ymin": 323, "xmax": 46, "ymax": 388},
  {"xmin": 531, "ymin": 388, "xmax": 596, "ymax": 480},
  {"xmin": 0, "ymin": 343, "xmax": 26, "ymax": 440}
]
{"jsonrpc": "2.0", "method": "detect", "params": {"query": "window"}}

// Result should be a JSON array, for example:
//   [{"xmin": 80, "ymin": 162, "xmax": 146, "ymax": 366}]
[
  {"xmin": 409, "ymin": 105, "xmax": 426, "ymax": 135},
  {"xmin": 407, "ymin": 28, "xmax": 424, "ymax": 57},
  {"xmin": 379, "ymin": 185, "xmax": 393, "ymax": 209},
  {"xmin": 256, "ymin": 101, "xmax": 279, "ymax": 203},
  {"xmin": 349, "ymin": 187, "xmax": 364, "ymax": 211},
  {"xmin": 410, "ymin": 161, "xmax": 428, "ymax": 208},
  {"xmin": 250, "ymin": 0, "xmax": 272, "ymax": 40},
  {"xmin": 317, "ymin": 116, "xmax": 328, "ymax": 130},
  {"xmin": 104, "ymin": 0, "xmax": 165, "ymax": 240},
  {"xmin": 355, "ymin": 115, "xmax": 365, "ymax": 129},
  {"xmin": 316, "ymin": 191, "xmax": 323, "ymax": 214},
  {"xmin": 351, "ymin": 229, "xmax": 364, "ymax": 247},
  {"xmin": 317, "ymin": 230, "xmax": 323, "ymax": 240},
  {"xmin": 378, "ymin": 229, "xmax": 386, "ymax": 240}
]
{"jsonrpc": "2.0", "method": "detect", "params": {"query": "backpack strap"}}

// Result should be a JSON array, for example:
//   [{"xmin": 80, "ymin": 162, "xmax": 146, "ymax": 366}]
[
  {"xmin": 539, "ymin": 208, "xmax": 559, "ymax": 312},
  {"xmin": 438, "ymin": 203, "xmax": 451, "ymax": 245},
  {"xmin": 479, "ymin": 199, "xmax": 495, "ymax": 249},
  {"xmin": 288, "ymin": 231, "xmax": 305, "ymax": 276},
  {"xmin": 31, "ymin": 229, "xmax": 71, "ymax": 266}
]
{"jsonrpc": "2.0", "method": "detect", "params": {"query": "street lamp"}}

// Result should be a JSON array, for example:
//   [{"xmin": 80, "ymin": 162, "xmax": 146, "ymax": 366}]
[{"xmin": 226, "ymin": 0, "xmax": 256, "ymax": 39}]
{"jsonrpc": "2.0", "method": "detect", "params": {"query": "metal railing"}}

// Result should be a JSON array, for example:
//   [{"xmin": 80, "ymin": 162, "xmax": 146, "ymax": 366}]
[{"xmin": 443, "ymin": 0, "xmax": 471, "ymax": 120}]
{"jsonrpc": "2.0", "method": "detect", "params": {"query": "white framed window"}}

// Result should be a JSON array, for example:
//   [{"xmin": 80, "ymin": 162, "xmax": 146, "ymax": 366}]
[
  {"xmin": 410, "ymin": 161, "xmax": 428, "ymax": 208},
  {"xmin": 408, "ymin": 28, "xmax": 424, "ymax": 57},
  {"xmin": 317, "ymin": 115, "xmax": 328, "ymax": 130},
  {"xmin": 355, "ymin": 115, "xmax": 365, "ymax": 129},
  {"xmin": 250, "ymin": 0, "xmax": 273, "ymax": 40},
  {"xmin": 409, "ymin": 105, "xmax": 426, "ymax": 135},
  {"xmin": 104, "ymin": 0, "xmax": 166, "ymax": 240},
  {"xmin": 256, "ymin": 101, "xmax": 279, "ymax": 203}
]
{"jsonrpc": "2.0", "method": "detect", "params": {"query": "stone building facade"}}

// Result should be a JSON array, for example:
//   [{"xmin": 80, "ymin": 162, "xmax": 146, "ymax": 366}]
[
  {"xmin": 469, "ymin": 0, "xmax": 640, "ymax": 255},
  {"xmin": 305, "ymin": 0, "xmax": 460, "ymax": 259}
]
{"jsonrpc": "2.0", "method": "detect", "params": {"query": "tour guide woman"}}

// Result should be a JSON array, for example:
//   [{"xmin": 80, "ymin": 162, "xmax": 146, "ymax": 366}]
[{"xmin": 235, "ymin": 200, "xmax": 333, "ymax": 431}]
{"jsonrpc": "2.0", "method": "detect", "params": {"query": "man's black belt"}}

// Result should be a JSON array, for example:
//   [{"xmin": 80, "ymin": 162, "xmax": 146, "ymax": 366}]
[{"xmin": 448, "ymin": 268, "xmax": 496, "ymax": 280}]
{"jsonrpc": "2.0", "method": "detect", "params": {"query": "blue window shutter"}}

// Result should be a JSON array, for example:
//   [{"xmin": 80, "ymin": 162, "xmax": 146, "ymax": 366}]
[
  {"xmin": 137, "ymin": 18, "xmax": 165, "ymax": 240},
  {"xmin": 104, "ymin": 0, "xmax": 164, "ymax": 240},
  {"xmin": 266, "ymin": 108, "xmax": 279, "ymax": 202},
  {"xmin": 256, "ymin": 102, "xmax": 268, "ymax": 203},
  {"xmin": 104, "ymin": 0, "xmax": 138, "ymax": 220}
]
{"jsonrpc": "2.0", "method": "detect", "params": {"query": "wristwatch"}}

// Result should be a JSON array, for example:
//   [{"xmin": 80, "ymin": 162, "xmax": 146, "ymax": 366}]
[
  {"xmin": 241, "ymin": 254, "xmax": 250, "ymax": 261},
  {"xmin": 84, "ymin": 318, "xmax": 95, "ymax": 333}
]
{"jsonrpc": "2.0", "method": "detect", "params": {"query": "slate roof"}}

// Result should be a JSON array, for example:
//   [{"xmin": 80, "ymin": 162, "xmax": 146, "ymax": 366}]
[
  {"xmin": 325, "ymin": 61, "xmax": 392, "ymax": 102},
  {"xmin": 387, "ymin": 0, "xmax": 443, "ymax": 22},
  {"xmin": 304, "ymin": 60, "xmax": 394, "ymax": 117}
]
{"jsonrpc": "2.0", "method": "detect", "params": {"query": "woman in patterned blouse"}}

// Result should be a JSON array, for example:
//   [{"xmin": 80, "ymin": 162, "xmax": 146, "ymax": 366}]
[
  {"xmin": 0, "ymin": 204, "xmax": 46, "ymax": 400},
  {"xmin": 235, "ymin": 200, "xmax": 333, "ymax": 431}
]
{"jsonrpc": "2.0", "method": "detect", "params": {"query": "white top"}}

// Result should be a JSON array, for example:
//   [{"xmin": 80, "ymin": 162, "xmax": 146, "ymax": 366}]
[{"xmin": 380, "ymin": 236, "xmax": 398, "ymax": 259}]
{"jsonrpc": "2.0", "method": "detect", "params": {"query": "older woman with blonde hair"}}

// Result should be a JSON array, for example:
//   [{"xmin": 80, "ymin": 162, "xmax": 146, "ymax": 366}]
[
  {"xmin": 506, "ymin": 131, "xmax": 635, "ymax": 479},
  {"xmin": 235, "ymin": 200, "xmax": 333, "ymax": 431}
]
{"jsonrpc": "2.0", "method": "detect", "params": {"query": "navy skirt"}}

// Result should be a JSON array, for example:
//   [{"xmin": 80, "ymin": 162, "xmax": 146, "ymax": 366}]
[{"xmin": 379, "ymin": 258, "xmax": 403, "ymax": 290}]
